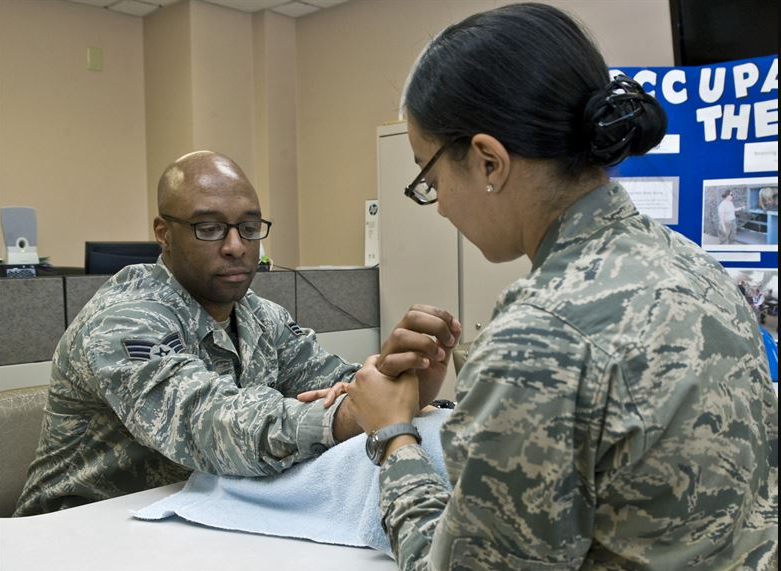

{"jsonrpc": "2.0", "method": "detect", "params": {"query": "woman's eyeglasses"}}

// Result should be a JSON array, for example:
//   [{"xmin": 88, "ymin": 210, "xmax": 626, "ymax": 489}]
[{"xmin": 403, "ymin": 138, "xmax": 461, "ymax": 205}]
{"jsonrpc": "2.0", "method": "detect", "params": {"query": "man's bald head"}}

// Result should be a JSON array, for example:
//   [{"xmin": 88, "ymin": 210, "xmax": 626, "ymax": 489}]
[
  {"xmin": 157, "ymin": 151, "xmax": 253, "ymax": 215},
  {"xmin": 153, "ymin": 150, "xmax": 263, "ymax": 321}
]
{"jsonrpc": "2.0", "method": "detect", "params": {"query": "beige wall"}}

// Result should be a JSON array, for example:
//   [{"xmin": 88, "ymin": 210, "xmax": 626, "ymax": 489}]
[
  {"xmin": 295, "ymin": 0, "xmax": 675, "ymax": 266},
  {"xmin": 190, "ymin": 1, "xmax": 255, "ymax": 184},
  {"xmin": 144, "ymin": 1, "xmax": 258, "ymax": 227},
  {"xmin": 0, "ymin": 0, "xmax": 147, "ymax": 267},
  {"xmin": 143, "ymin": 0, "xmax": 193, "ymax": 226},
  {"xmin": 144, "ymin": 2, "xmax": 296, "ymax": 265},
  {"xmin": 253, "ymin": 11, "xmax": 300, "ymax": 267},
  {"xmin": 0, "ymin": 0, "xmax": 674, "ymax": 269}
]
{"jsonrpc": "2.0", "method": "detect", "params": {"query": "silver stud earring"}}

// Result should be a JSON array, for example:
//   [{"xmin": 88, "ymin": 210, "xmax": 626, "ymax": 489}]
[{"xmin": 486, "ymin": 184, "xmax": 495, "ymax": 193}]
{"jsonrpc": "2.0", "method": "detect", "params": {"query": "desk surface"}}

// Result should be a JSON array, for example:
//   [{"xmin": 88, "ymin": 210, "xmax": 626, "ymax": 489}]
[{"xmin": 0, "ymin": 483, "xmax": 398, "ymax": 571}]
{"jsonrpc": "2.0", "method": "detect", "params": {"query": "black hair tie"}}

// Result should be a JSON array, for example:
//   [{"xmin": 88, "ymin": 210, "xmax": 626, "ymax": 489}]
[{"xmin": 585, "ymin": 74, "xmax": 653, "ymax": 166}]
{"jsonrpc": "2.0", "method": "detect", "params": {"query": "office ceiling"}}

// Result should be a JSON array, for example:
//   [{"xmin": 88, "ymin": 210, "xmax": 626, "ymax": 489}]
[{"xmin": 63, "ymin": 0, "xmax": 351, "ymax": 18}]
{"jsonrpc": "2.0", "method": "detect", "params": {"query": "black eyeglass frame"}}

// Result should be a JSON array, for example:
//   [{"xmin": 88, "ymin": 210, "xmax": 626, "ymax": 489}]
[
  {"xmin": 403, "ymin": 138, "xmax": 462, "ymax": 205},
  {"xmin": 160, "ymin": 214, "xmax": 272, "ymax": 241}
]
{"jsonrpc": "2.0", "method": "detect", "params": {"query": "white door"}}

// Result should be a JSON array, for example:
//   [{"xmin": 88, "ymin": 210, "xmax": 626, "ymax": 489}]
[{"xmin": 377, "ymin": 123, "xmax": 460, "ymax": 399}]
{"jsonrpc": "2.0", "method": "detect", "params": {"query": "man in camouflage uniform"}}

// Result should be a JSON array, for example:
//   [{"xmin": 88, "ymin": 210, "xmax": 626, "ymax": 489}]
[
  {"xmin": 366, "ymin": 183, "xmax": 778, "ymax": 570},
  {"xmin": 14, "ymin": 151, "xmax": 362, "ymax": 516}
]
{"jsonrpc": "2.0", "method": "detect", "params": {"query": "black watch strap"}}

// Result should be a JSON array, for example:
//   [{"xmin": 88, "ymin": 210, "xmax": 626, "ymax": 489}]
[{"xmin": 366, "ymin": 423, "xmax": 421, "ymax": 466}]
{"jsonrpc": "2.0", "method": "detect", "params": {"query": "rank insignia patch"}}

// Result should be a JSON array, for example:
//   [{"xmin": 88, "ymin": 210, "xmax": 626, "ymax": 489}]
[
  {"xmin": 287, "ymin": 321, "xmax": 305, "ymax": 336},
  {"xmin": 123, "ymin": 332, "xmax": 184, "ymax": 361}
]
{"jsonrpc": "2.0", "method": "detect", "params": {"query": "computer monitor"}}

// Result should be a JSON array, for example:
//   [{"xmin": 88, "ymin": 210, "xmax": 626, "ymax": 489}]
[{"xmin": 84, "ymin": 241, "xmax": 161, "ymax": 275}]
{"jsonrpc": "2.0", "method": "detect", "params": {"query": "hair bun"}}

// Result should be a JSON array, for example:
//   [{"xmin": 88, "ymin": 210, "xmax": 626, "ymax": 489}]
[{"xmin": 583, "ymin": 74, "xmax": 667, "ymax": 167}]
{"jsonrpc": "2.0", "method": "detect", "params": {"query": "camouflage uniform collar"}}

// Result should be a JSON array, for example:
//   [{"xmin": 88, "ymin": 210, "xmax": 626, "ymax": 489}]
[
  {"xmin": 154, "ymin": 257, "xmax": 194, "ymax": 308},
  {"xmin": 532, "ymin": 181, "xmax": 637, "ymax": 270},
  {"xmin": 493, "ymin": 181, "xmax": 638, "ymax": 325},
  {"xmin": 154, "ymin": 257, "xmax": 252, "ymax": 347}
]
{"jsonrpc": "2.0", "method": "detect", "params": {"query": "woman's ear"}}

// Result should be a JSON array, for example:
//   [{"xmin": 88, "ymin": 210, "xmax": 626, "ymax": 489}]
[{"xmin": 470, "ymin": 134, "xmax": 510, "ymax": 192}]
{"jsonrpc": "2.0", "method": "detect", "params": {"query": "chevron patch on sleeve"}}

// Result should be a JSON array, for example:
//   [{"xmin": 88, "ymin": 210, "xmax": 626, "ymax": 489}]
[
  {"xmin": 286, "ymin": 321, "xmax": 305, "ymax": 336},
  {"xmin": 122, "ymin": 331, "xmax": 184, "ymax": 361}
]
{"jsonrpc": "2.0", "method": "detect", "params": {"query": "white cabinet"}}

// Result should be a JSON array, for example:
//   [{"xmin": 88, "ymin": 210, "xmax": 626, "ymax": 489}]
[
  {"xmin": 376, "ymin": 122, "xmax": 531, "ymax": 399},
  {"xmin": 460, "ymin": 238, "xmax": 532, "ymax": 343}
]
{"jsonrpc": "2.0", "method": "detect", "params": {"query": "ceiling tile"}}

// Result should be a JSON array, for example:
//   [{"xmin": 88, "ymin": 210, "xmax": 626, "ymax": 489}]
[
  {"xmin": 305, "ymin": 0, "xmax": 348, "ymax": 7},
  {"xmin": 61, "ymin": 0, "xmax": 351, "ymax": 18},
  {"xmin": 203, "ymin": 0, "xmax": 287, "ymax": 12},
  {"xmin": 272, "ymin": 1, "xmax": 319, "ymax": 18},
  {"xmin": 110, "ymin": 0, "xmax": 159, "ymax": 16},
  {"xmin": 68, "ymin": 0, "xmax": 115, "ymax": 7}
]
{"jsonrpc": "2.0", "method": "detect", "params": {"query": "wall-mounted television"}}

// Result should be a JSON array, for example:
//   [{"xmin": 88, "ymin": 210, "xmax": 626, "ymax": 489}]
[
  {"xmin": 84, "ymin": 241, "xmax": 161, "ymax": 275},
  {"xmin": 670, "ymin": 0, "xmax": 778, "ymax": 66}
]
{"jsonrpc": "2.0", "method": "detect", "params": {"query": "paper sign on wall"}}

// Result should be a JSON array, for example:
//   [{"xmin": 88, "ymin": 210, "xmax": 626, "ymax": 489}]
[{"xmin": 365, "ymin": 200, "xmax": 379, "ymax": 266}]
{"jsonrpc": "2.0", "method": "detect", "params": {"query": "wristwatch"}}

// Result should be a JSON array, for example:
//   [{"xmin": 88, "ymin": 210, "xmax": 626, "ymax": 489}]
[{"xmin": 365, "ymin": 423, "xmax": 421, "ymax": 466}]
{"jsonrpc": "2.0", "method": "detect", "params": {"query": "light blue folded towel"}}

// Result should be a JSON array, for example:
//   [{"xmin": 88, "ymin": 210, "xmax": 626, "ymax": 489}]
[{"xmin": 133, "ymin": 408, "xmax": 451, "ymax": 557}]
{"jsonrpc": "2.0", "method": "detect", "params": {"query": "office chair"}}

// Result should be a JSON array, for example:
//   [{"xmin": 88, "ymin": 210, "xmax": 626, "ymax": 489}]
[{"xmin": 0, "ymin": 385, "xmax": 47, "ymax": 517}]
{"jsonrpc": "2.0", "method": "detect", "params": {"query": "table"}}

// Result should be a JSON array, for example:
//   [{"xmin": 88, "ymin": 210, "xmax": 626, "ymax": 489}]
[{"xmin": 0, "ymin": 483, "xmax": 398, "ymax": 571}]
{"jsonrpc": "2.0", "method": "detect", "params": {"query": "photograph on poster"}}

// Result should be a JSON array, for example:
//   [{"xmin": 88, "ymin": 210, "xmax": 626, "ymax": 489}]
[
  {"xmin": 725, "ymin": 268, "xmax": 778, "ymax": 341},
  {"xmin": 701, "ymin": 177, "xmax": 778, "ymax": 252}
]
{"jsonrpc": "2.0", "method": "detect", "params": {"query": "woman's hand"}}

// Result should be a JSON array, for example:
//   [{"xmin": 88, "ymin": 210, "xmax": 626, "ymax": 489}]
[
  {"xmin": 346, "ymin": 355, "xmax": 420, "ymax": 434},
  {"xmin": 377, "ymin": 304, "xmax": 461, "ymax": 408}
]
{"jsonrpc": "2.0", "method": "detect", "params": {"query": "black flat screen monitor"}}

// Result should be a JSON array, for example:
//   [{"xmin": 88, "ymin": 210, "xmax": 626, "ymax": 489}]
[
  {"xmin": 670, "ymin": 0, "xmax": 778, "ymax": 66},
  {"xmin": 85, "ymin": 241, "xmax": 161, "ymax": 275}
]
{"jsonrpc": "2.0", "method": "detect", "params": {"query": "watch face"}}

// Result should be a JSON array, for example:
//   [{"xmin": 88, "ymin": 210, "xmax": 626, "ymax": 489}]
[
  {"xmin": 365, "ymin": 432, "xmax": 381, "ymax": 464},
  {"xmin": 365, "ymin": 424, "xmax": 421, "ymax": 465}
]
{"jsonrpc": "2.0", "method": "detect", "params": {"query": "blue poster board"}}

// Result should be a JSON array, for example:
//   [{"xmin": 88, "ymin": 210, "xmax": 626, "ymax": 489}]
[
  {"xmin": 610, "ymin": 55, "xmax": 778, "ymax": 270},
  {"xmin": 612, "ymin": 56, "xmax": 779, "ymax": 379}
]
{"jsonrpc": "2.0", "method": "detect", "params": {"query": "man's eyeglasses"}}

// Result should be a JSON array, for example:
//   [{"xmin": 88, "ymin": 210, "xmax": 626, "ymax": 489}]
[
  {"xmin": 160, "ymin": 214, "xmax": 271, "ymax": 241},
  {"xmin": 404, "ymin": 138, "xmax": 460, "ymax": 205}
]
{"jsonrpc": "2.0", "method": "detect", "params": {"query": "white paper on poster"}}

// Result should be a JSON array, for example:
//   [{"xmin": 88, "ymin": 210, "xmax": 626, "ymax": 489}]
[
  {"xmin": 648, "ymin": 134, "xmax": 681, "ymax": 154},
  {"xmin": 364, "ymin": 199, "xmax": 379, "ymax": 267},
  {"xmin": 618, "ymin": 177, "xmax": 679, "ymax": 224},
  {"xmin": 708, "ymin": 251, "xmax": 762, "ymax": 262},
  {"xmin": 744, "ymin": 141, "xmax": 778, "ymax": 173}
]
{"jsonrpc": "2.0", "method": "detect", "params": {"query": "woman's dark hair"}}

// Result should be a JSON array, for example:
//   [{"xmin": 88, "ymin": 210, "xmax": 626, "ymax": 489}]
[{"xmin": 404, "ymin": 3, "xmax": 667, "ymax": 177}]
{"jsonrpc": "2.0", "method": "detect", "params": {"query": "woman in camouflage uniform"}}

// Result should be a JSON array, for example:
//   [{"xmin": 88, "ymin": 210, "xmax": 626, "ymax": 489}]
[{"xmin": 346, "ymin": 3, "xmax": 778, "ymax": 570}]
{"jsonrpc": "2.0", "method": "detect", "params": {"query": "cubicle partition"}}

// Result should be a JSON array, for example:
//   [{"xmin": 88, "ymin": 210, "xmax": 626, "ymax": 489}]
[
  {"xmin": 0, "ymin": 277, "xmax": 65, "ymax": 367},
  {"xmin": 0, "ymin": 268, "xmax": 379, "ymax": 389},
  {"xmin": 295, "ymin": 269, "xmax": 379, "ymax": 332},
  {"xmin": 64, "ymin": 275, "xmax": 115, "ymax": 324}
]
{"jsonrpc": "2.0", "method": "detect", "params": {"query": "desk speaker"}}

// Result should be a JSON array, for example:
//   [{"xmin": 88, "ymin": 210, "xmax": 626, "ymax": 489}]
[{"xmin": 1, "ymin": 207, "xmax": 39, "ymax": 265}]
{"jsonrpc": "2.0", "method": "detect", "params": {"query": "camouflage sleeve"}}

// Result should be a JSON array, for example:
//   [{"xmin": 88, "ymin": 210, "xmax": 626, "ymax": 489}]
[
  {"xmin": 82, "ymin": 302, "xmax": 347, "ymax": 477},
  {"xmin": 265, "ymin": 302, "xmax": 360, "ymax": 397},
  {"xmin": 379, "ymin": 306, "xmax": 597, "ymax": 570},
  {"xmin": 268, "ymin": 306, "xmax": 361, "ymax": 456}
]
